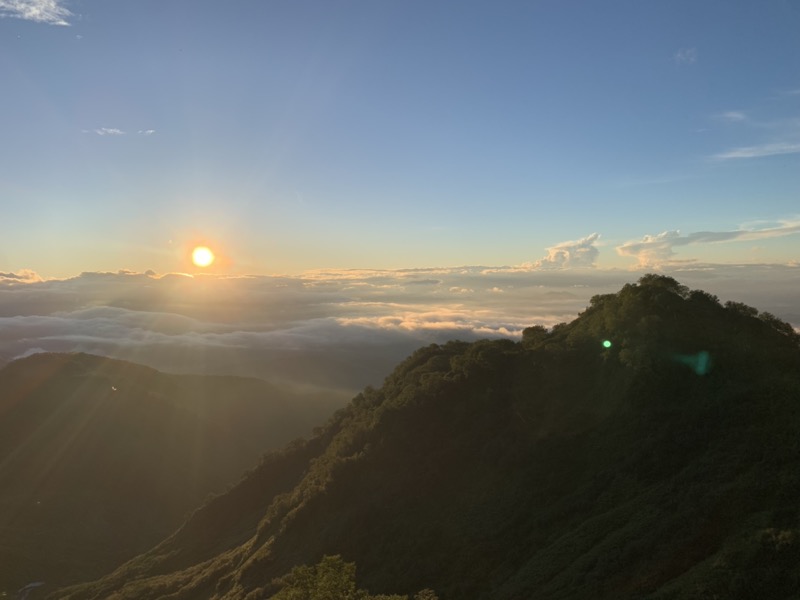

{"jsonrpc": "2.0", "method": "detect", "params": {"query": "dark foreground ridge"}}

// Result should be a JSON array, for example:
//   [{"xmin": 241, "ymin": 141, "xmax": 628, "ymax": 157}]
[
  {"xmin": 0, "ymin": 353, "xmax": 334, "ymax": 594},
  {"xmin": 42, "ymin": 276, "xmax": 800, "ymax": 598}
]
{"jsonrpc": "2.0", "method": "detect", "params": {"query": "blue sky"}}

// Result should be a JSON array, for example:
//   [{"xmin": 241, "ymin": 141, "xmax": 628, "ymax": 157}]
[{"xmin": 1, "ymin": 0, "xmax": 800, "ymax": 277}]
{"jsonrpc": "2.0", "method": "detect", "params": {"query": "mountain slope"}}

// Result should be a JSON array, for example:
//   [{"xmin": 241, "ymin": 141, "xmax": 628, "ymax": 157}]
[
  {"xmin": 56, "ymin": 276, "xmax": 800, "ymax": 599},
  {"xmin": 0, "ymin": 352, "xmax": 345, "ymax": 594}
]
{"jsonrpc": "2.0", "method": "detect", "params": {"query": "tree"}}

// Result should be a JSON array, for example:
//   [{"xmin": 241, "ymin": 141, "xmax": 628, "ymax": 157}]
[
  {"xmin": 637, "ymin": 274, "xmax": 689, "ymax": 298},
  {"xmin": 758, "ymin": 311, "xmax": 799, "ymax": 340},
  {"xmin": 270, "ymin": 555, "xmax": 422, "ymax": 600},
  {"xmin": 271, "ymin": 555, "xmax": 364, "ymax": 600},
  {"xmin": 725, "ymin": 300, "xmax": 759, "ymax": 318},
  {"xmin": 521, "ymin": 325, "xmax": 548, "ymax": 347}
]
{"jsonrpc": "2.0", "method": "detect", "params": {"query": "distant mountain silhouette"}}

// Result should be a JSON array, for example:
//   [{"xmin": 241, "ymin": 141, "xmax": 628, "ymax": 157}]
[
  {"xmin": 50, "ymin": 276, "xmax": 800, "ymax": 599},
  {"xmin": 0, "ymin": 352, "xmax": 342, "ymax": 594}
]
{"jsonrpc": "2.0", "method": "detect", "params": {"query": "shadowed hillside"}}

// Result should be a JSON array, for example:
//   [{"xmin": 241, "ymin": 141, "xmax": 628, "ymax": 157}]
[
  {"xmin": 55, "ymin": 276, "xmax": 800, "ymax": 599},
  {"xmin": 0, "ymin": 353, "xmax": 348, "ymax": 595}
]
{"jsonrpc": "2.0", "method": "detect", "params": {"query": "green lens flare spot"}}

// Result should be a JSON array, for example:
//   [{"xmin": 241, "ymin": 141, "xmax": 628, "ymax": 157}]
[
  {"xmin": 602, "ymin": 340, "xmax": 612, "ymax": 348},
  {"xmin": 672, "ymin": 350, "xmax": 712, "ymax": 375}
]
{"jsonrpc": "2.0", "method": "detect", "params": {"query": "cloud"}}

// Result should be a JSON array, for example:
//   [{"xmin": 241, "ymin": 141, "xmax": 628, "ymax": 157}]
[
  {"xmin": 712, "ymin": 142, "xmax": 800, "ymax": 160},
  {"xmin": 717, "ymin": 111, "xmax": 747, "ymax": 122},
  {"xmin": 0, "ymin": 270, "xmax": 43, "ymax": 283},
  {"xmin": 708, "ymin": 92, "xmax": 800, "ymax": 160},
  {"xmin": 616, "ymin": 222, "xmax": 800, "ymax": 267},
  {"xmin": 0, "ymin": 269, "xmax": 620, "ymax": 389},
  {"xmin": 674, "ymin": 47, "xmax": 697, "ymax": 65},
  {"xmin": 336, "ymin": 309, "xmax": 525, "ymax": 338},
  {"xmin": 532, "ymin": 233, "xmax": 600, "ymax": 270},
  {"xmin": 0, "ymin": 0, "xmax": 72, "ymax": 25},
  {"xmin": 83, "ymin": 128, "xmax": 155, "ymax": 137},
  {"xmin": 2, "ymin": 260, "xmax": 798, "ymax": 394},
  {"xmin": 616, "ymin": 231, "xmax": 684, "ymax": 267},
  {"xmin": 11, "ymin": 347, "xmax": 46, "ymax": 361},
  {"xmin": 93, "ymin": 128, "xmax": 126, "ymax": 136}
]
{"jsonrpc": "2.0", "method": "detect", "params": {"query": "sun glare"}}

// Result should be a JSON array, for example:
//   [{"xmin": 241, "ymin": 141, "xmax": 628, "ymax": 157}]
[{"xmin": 192, "ymin": 246, "xmax": 215, "ymax": 268}]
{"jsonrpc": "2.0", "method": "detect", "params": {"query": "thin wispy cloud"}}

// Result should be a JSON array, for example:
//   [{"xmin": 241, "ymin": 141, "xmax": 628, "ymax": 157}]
[
  {"xmin": 709, "ymin": 92, "xmax": 800, "ymax": 159},
  {"xmin": 83, "ymin": 128, "xmax": 155, "ymax": 137},
  {"xmin": 674, "ymin": 47, "xmax": 697, "ymax": 65},
  {"xmin": 617, "ymin": 222, "xmax": 800, "ymax": 267},
  {"xmin": 717, "ymin": 111, "xmax": 747, "ymax": 122},
  {"xmin": 712, "ymin": 142, "xmax": 800, "ymax": 160},
  {"xmin": 0, "ymin": 0, "xmax": 72, "ymax": 26}
]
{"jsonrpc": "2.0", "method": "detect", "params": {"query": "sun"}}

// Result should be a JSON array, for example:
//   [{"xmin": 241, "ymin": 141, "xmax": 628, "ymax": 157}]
[{"xmin": 191, "ymin": 246, "xmax": 215, "ymax": 268}]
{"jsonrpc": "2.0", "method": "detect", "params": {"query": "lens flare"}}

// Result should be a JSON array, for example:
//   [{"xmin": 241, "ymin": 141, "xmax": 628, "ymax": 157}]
[{"xmin": 674, "ymin": 350, "xmax": 711, "ymax": 375}]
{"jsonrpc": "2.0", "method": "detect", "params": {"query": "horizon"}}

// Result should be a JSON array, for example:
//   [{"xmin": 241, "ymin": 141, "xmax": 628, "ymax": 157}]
[
  {"xmin": 2, "ymin": 0, "xmax": 799, "ymax": 279},
  {"xmin": 3, "ymin": 263, "xmax": 799, "ymax": 396}
]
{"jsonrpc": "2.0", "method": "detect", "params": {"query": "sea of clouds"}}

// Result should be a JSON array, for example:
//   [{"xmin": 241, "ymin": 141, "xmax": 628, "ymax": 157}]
[{"xmin": 2, "ymin": 263, "xmax": 798, "ymax": 395}]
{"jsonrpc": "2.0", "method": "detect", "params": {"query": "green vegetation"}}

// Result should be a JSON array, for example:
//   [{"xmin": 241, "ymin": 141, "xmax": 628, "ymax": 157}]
[
  {"xmin": 42, "ymin": 276, "xmax": 800, "ymax": 599},
  {"xmin": 270, "ymin": 555, "xmax": 437, "ymax": 600}
]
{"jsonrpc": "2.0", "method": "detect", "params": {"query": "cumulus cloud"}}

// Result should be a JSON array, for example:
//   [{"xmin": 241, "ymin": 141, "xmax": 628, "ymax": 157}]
[
  {"xmin": 616, "ymin": 231, "xmax": 684, "ymax": 267},
  {"xmin": 532, "ymin": 233, "xmax": 601, "ymax": 270},
  {"xmin": 616, "ymin": 222, "xmax": 800, "ymax": 267},
  {"xmin": 0, "ymin": 0, "xmax": 72, "ymax": 25}
]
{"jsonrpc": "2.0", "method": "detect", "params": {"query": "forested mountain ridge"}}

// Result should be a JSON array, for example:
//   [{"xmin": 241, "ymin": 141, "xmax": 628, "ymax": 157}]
[
  {"xmin": 0, "ymin": 352, "xmax": 338, "ymax": 594},
  {"xmin": 56, "ymin": 275, "xmax": 800, "ymax": 599}
]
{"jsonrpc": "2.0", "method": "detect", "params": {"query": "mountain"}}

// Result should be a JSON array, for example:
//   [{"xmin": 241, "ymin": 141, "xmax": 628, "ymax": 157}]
[
  {"xmin": 55, "ymin": 276, "xmax": 800, "ymax": 599},
  {"xmin": 0, "ymin": 352, "xmax": 347, "ymax": 595}
]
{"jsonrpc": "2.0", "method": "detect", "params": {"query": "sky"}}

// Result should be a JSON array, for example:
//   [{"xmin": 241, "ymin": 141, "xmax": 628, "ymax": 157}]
[
  {"xmin": 2, "ymin": 0, "xmax": 799, "ymax": 277},
  {"xmin": 1, "ymin": 1, "xmax": 799, "ymax": 389}
]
